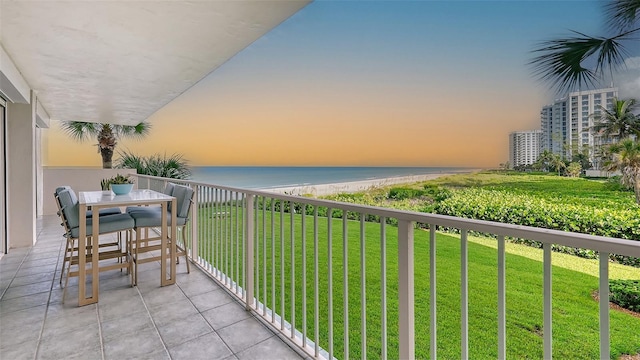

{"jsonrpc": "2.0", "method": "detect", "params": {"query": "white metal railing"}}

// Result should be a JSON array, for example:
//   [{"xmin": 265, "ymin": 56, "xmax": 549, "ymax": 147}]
[{"xmin": 134, "ymin": 174, "xmax": 640, "ymax": 360}]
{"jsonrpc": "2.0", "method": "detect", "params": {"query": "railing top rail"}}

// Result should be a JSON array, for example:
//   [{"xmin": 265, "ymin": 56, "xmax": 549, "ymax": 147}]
[{"xmin": 132, "ymin": 174, "xmax": 640, "ymax": 258}]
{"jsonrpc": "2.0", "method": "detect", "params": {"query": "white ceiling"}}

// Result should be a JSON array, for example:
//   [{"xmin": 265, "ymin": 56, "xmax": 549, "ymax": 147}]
[{"xmin": 0, "ymin": 1, "xmax": 310, "ymax": 125}]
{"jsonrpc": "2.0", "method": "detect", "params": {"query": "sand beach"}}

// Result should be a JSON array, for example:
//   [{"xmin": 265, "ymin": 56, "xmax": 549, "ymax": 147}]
[{"xmin": 263, "ymin": 172, "xmax": 467, "ymax": 197}]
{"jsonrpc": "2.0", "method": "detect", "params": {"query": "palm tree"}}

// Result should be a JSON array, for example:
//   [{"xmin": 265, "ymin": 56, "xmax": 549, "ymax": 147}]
[
  {"xmin": 550, "ymin": 153, "xmax": 566, "ymax": 176},
  {"xmin": 530, "ymin": 0, "xmax": 640, "ymax": 92},
  {"xmin": 61, "ymin": 122, "xmax": 151, "ymax": 168},
  {"xmin": 591, "ymin": 98, "xmax": 640, "ymax": 142},
  {"xmin": 605, "ymin": 139, "xmax": 640, "ymax": 203}
]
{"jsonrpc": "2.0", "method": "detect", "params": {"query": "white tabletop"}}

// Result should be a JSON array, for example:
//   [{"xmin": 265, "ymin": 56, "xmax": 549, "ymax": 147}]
[{"xmin": 79, "ymin": 189, "xmax": 174, "ymax": 206}]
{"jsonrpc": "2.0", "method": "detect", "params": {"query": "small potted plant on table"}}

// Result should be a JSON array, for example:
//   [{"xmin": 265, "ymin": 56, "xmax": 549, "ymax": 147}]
[{"xmin": 101, "ymin": 174, "xmax": 135, "ymax": 195}]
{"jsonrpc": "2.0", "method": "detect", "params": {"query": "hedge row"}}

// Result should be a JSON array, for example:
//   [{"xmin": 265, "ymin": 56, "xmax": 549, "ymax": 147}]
[
  {"xmin": 434, "ymin": 188, "xmax": 640, "ymax": 266},
  {"xmin": 610, "ymin": 280, "xmax": 640, "ymax": 312}
]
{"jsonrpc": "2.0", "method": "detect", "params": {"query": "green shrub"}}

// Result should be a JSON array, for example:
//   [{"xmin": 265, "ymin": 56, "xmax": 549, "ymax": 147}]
[
  {"xmin": 116, "ymin": 151, "xmax": 191, "ymax": 179},
  {"xmin": 610, "ymin": 280, "xmax": 640, "ymax": 313},
  {"xmin": 423, "ymin": 184, "xmax": 452, "ymax": 201},
  {"xmin": 388, "ymin": 187, "xmax": 426, "ymax": 200},
  {"xmin": 434, "ymin": 188, "xmax": 640, "ymax": 266}
]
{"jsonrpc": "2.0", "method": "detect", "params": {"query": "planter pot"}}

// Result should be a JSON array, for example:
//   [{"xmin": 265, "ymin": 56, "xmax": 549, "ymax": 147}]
[{"xmin": 110, "ymin": 183, "xmax": 134, "ymax": 195}]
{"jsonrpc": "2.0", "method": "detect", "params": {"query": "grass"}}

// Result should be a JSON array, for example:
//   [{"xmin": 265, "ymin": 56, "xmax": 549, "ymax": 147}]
[{"xmin": 194, "ymin": 202, "xmax": 640, "ymax": 359}]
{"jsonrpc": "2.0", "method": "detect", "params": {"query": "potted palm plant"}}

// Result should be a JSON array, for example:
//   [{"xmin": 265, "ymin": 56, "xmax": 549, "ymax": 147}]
[{"xmin": 101, "ymin": 174, "xmax": 135, "ymax": 195}]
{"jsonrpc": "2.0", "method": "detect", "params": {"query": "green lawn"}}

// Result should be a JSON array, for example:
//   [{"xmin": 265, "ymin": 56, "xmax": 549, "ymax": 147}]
[{"xmin": 194, "ymin": 203, "xmax": 640, "ymax": 359}]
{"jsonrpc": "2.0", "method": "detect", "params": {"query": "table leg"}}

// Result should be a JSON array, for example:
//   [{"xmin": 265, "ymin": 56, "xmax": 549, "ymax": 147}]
[
  {"xmin": 78, "ymin": 204, "xmax": 87, "ymax": 305},
  {"xmin": 170, "ymin": 198, "xmax": 177, "ymax": 284},
  {"xmin": 91, "ymin": 208, "xmax": 100, "ymax": 301},
  {"xmin": 160, "ymin": 201, "xmax": 168, "ymax": 286},
  {"xmin": 160, "ymin": 199, "xmax": 177, "ymax": 286}
]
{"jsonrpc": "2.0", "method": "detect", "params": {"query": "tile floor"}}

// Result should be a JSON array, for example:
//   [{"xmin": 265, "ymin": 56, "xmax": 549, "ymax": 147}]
[{"xmin": 0, "ymin": 215, "xmax": 306, "ymax": 360}]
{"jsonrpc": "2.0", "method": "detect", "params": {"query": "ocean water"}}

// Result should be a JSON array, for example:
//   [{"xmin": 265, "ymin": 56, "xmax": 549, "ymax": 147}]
[{"xmin": 189, "ymin": 166, "xmax": 470, "ymax": 189}]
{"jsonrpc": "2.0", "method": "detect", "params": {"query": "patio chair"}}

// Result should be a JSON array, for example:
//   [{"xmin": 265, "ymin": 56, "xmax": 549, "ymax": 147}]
[
  {"xmin": 54, "ymin": 186, "xmax": 123, "ymax": 284},
  {"xmin": 55, "ymin": 189, "xmax": 134, "ymax": 302},
  {"xmin": 126, "ymin": 183, "xmax": 193, "ymax": 285}
]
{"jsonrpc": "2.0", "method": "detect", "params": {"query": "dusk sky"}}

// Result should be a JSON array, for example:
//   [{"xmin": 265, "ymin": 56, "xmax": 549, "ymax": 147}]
[{"xmin": 44, "ymin": 1, "xmax": 640, "ymax": 168}]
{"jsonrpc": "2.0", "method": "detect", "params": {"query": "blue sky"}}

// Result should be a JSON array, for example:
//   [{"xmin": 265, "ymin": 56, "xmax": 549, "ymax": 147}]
[{"xmin": 48, "ymin": 1, "xmax": 640, "ymax": 167}]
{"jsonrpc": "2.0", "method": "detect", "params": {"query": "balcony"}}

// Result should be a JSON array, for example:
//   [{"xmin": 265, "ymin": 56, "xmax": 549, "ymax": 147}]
[
  {"xmin": 0, "ymin": 216, "xmax": 305, "ymax": 360},
  {"xmin": 2, "ymin": 174, "xmax": 640, "ymax": 359}
]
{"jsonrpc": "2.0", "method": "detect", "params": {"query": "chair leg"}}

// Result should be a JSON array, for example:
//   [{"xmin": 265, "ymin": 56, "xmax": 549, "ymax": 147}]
[
  {"xmin": 59, "ymin": 237, "xmax": 73, "ymax": 285},
  {"xmin": 61, "ymin": 249, "xmax": 73, "ymax": 304},
  {"xmin": 182, "ymin": 226, "xmax": 190, "ymax": 274},
  {"xmin": 133, "ymin": 228, "xmax": 141, "ymax": 286}
]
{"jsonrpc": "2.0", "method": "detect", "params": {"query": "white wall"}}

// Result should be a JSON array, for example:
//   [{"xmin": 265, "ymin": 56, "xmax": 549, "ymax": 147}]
[
  {"xmin": 43, "ymin": 167, "xmax": 137, "ymax": 215},
  {"xmin": 6, "ymin": 96, "xmax": 36, "ymax": 247}
]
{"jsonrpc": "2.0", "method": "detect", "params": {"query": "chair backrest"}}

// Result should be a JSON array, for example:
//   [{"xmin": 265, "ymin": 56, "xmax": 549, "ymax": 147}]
[
  {"xmin": 54, "ymin": 189, "xmax": 75, "ymax": 238},
  {"xmin": 55, "ymin": 185, "xmax": 71, "ymax": 196},
  {"xmin": 171, "ymin": 184, "xmax": 194, "ymax": 220},
  {"xmin": 57, "ymin": 189, "xmax": 80, "ymax": 229},
  {"xmin": 163, "ymin": 182, "xmax": 175, "ymax": 196}
]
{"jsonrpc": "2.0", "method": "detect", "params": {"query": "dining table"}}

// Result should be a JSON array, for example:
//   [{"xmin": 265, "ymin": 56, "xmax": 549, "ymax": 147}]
[{"xmin": 77, "ymin": 189, "xmax": 177, "ymax": 306}]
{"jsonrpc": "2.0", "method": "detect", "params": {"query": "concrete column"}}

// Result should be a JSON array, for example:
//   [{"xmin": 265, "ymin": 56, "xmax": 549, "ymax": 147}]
[
  {"xmin": 36, "ymin": 127, "xmax": 43, "ymax": 216},
  {"xmin": 6, "ymin": 93, "xmax": 36, "ymax": 248}
]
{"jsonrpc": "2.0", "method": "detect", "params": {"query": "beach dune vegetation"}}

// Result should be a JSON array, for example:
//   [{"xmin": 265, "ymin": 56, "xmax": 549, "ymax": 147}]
[{"xmin": 322, "ymin": 172, "xmax": 640, "ymax": 267}]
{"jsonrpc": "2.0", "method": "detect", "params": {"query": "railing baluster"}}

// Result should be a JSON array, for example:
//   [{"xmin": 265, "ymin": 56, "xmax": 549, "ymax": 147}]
[
  {"xmin": 262, "ymin": 200, "xmax": 273, "ymax": 315},
  {"xmin": 191, "ymin": 186, "xmax": 198, "ymax": 263},
  {"xmin": 241, "ymin": 192, "xmax": 245, "ymax": 299},
  {"xmin": 245, "ymin": 194, "xmax": 255, "ymax": 309},
  {"xmin": 290, "ymin": 201, "xmax": 296, "ymax": 340},
  {"xmin": 208, "ymin": 187, "xmax": 213, "ymax": 273},
  {"xmin": 360, "ymin": 214, "xmax": 367, "ymax": 360},
  {"xmin": 342, "ymin": 211, "xmax": 349, "ymax": 359},
  {"xmin": 263, "ymin": 196, "xmax": 267, "ymax": 316},
  {"xmin": 314, "ymin": 206, "xmax": 320, "ymax": 358},
  {"xmin": 281, "ymin": 204, "xmax": 285, "ymax": 330},
  {"xmin": 543, "ymin": 242, "xmax": 552, "ymax": 360},
  {"xmin": 302, "ymin": 206, "xmax": 307, "ymax": 349},
  {"xmin": 328, "ymin": 208, "xmax": 334, "ymax": 360},
  {"xmin": 235, "ymin": 192, "xmax": 240, "ymax": 294},
  {"xmin": 255, "ymin": 196, "xmax": 260, "ymax": 304},
  {"xmin": 214, "ymin": 189, "xmax": 218, "ymax": 276},
  {"xmin": 399, "ymin": 219, "xmax": 415, "ymax": 360},
  {"xmin": 498, "ymin": 235, "xmax": 506, "ymax": 359},
  {"xmin": 461, "ymin": 229, "xmax": 468, "ymax": 360},
  {"xmin": 599, "ymin": 252, "xmax": 610, "ymax": 360},
  {"xmin": 225, "ymin": 190, "xmax": 230, "ymax": 286},
  {"xmin": 430, "ymin": 223, "xmax": 436, "ymax": 360},
  {"xmin": 271, "ymin": 201, "xmax": 276, "ymax": 323},
  {"xmin": 381, "ymin": 218, "xmax": 387, "ymax": 360}
]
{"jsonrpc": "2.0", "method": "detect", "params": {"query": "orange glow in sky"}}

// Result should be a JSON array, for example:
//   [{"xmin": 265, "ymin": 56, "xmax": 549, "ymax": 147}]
[{"xmin": 43, "ymin": 1, "xmax": 639, "ymax": 168}]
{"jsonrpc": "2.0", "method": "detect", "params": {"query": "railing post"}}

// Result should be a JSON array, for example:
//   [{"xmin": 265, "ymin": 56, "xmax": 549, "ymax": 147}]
[
  {"xmin": 461, "ymin": 229, "xmax": 468, "ymax": 360},
  {"xmin": 543, "ymin": 243, "xmax": 552, "ymax": 360},
  {"xmin": 245, "ymin": 194, "xmax": 255, "ymax": 310},
  {"xmin": 190, "ymin": 186, "xmax": 199, "ymax": 263},
  {"xmin": 398, "ymin": 219, "xmax": 415, "ymax": 360},
  {"xmin": 599, "ymin": 252, "xmax": 610, "ymax": 360}
]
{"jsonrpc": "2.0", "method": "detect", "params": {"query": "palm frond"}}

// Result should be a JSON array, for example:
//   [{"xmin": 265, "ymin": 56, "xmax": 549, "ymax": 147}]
[
  {"xmin": 530, "ymin": 28, "xmax": 639, "ymax": 93},
  {"xmin": 605, "ymin": 0, "xmax": 640, "ymax": 31},
  {"xmin": 115, "ymin": 151, "xmax": 190, "ymax": 179},
  {"xmin": 115, "ymin": 150, "xmax": 147, "ymax": 173},
  {"xmin": 112, "ymin": 122, "xmax": 152, "ymax": 140},
  {"xmin": 60, "ymin": 121, "xmax": 100, "ymax": 142}
]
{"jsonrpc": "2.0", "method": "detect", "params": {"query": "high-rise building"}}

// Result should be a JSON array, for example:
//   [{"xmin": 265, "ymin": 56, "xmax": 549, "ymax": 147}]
[
  {"xmin": 540, "ymin": 87, "xmax": 618, "ymax": 167},
  {"xmin": 509, "ymin": 130, "xmax": 542, "ymax": 168}
]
